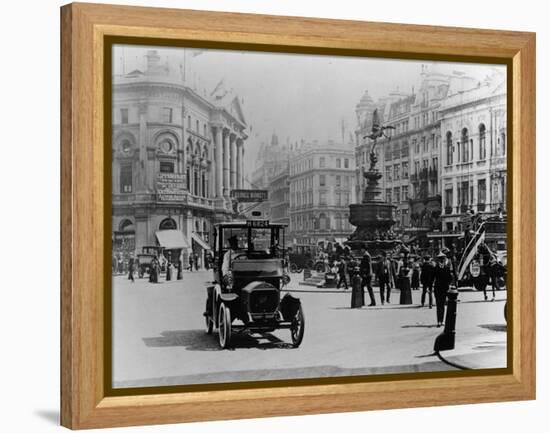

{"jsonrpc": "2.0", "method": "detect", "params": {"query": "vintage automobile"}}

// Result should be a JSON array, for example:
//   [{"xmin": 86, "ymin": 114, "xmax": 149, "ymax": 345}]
[
  {"xmin": 136, "ymin": 245, "xmax": 164, "ymax": 278},
  {"xmin": 204, "ymin": 220, "xmax": 305, "ymax": 349}
]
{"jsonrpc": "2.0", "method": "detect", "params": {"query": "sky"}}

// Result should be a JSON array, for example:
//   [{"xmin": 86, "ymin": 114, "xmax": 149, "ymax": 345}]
[{"xmin": 113, "ymin": 45, "xmax": 504, "ymax": 168}]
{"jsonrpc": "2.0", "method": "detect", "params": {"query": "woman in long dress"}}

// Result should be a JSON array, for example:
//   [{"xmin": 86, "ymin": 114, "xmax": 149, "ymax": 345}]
[{"xmin": 350, "ymin": 264, "xmax": 365, "ymax": 308}]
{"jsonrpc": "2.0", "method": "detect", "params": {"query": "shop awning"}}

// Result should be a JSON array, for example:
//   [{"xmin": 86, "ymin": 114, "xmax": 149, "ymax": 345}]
[
  {"xmin": 191, "ymin": 232, "xmax": 211, "ymax": 251},
  {"xmin": 155, "ymin": 230, "xmax": 189, "ymax": 249}
]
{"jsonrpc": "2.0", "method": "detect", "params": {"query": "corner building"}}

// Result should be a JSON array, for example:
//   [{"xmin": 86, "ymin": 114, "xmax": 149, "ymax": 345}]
[{"xmin": 111, "ymin": 50, "xmax": 248, "ymax": 263}]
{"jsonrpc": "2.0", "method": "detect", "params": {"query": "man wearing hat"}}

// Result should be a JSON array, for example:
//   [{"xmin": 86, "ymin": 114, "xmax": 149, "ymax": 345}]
[
  {"xmin": 360, "ymin": 250, "xmax": 376, "ymax": 306},
  {"xmin": 433, "ymin": 251, "xmax": 454, "ymax": 327},
  {"xmin": 377, "ymin": 251, "xmax": 394, "ymax": 305},
  {"xmin": 222, "ymin": 235, "xmax": 241, "ymax": 278},
  {"xmin": 420, "ymin": 255, "xmax": 435, "ymax": 308}
]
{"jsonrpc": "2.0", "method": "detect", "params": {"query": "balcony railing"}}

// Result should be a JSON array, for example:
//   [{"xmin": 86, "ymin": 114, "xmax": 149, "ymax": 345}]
[{"xmin": 444, "ymin": 206, "xmax": 453, "ymax": 215}]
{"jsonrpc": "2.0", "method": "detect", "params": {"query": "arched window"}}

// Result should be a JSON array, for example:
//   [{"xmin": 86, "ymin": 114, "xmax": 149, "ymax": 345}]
[
  {"xmin": 478, "ymin": 124, "xmax": 486, "ymax": 160},
  {"xmin": 194, "ymin": 169, "xmax": 199, "ymax": 196},
  {"xmin": 119, "ymin": 219, "xmax": 134, "ymax": 232},
  {"xmin": 461, "ymin": 128, "xmax": 469, "ymax": 162},
  {"xmin": 500, "ymin": 131, "xmax": 506, "ymax": 156},
  {"xmin": 159, "ymin": 217, "xmax": 177, "ymax": 231},
  {"xmin": 446, "ymin": 132, "xmax": 453, "ymax": 165}
]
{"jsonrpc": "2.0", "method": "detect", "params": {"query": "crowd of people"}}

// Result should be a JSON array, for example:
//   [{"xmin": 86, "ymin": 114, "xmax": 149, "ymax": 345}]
[
  {"xmin": 311, "ymin": 241, "xmax": 505, "ymax": 327},
  {"xmin": 113, "ymin": 250, "xmax": 214, "ymax": 284}
]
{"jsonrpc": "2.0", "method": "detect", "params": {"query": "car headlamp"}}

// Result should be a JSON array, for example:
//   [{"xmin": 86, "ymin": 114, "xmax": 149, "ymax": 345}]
[{"xmin": 282, "ymin": 272, "xmax": 291, "ymax": 286}]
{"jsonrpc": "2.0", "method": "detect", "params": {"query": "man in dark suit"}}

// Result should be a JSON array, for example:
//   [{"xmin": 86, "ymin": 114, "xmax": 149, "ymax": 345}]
[
  {"xmin": 360, "ymin": 251, "xmax": 376, "ymax": 306},
  {"xmin": 127, "ymin": 254, "xmax": 135, "ymax": 283},
  {"xmin": 420, "ymin": 255, "xmax": 435, "ymax": 308},
  {"xmin": 336, "ymin": 259, "xmax": 349, "ymax": 290},
  {"xmin": 377, "ymin": 251, "xmax": 394, "ymax": 305},
  {"xmin": 433, "ymin": 251, "xmax": 454, "ymax": 327}
]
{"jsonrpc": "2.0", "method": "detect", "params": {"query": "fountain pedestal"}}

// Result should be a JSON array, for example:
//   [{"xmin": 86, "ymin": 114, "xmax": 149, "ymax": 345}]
[{"xmin": 346, "ymin": 165, "xmax": 402, "ymax": 255}]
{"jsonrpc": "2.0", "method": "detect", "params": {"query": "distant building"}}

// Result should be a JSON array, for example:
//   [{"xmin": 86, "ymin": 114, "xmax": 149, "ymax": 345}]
[
  {"xmin": 268, "ymin": 165, "xmax": 290, "ymax": 235},
  {"xmin": 289, "ymin": 142, "xmax": 356, "ymax": 251},
  {"xmin": 111, "ymin": 49, "xmax": 248, "ymax": 264},
  {"xmin": 250, "ymin": 133, "xmax": 290, "ymax": 220}
]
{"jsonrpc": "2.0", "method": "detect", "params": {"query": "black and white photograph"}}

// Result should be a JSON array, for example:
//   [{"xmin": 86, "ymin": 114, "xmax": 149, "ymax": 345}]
[{"xmin": 110, "ymin": 44, "xmax": 508, "ymax": 389}]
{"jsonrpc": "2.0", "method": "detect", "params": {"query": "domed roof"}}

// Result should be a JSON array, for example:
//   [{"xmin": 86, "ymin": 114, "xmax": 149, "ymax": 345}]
[{"xmin": 356, "ymin": 90, "xmax": 375, "ymax": 110}]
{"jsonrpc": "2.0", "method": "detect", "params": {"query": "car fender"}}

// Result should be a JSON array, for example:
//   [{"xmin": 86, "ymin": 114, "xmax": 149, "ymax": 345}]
[{"xmin": 280, "ymin": 292, "xmax": 302, "ymax": 322}]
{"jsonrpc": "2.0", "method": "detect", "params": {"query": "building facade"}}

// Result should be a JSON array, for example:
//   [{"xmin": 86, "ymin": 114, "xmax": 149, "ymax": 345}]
[
  {"xmin": 354, "ymin": 65, "xmax": 507, "ymax": 249},
  {"xmin": 289, "ymin": 142, "xmax": 356, "ymax": 250},
  {"xmin": 111, "ymin": 50, "xmax": 248, "ymax": 263},
  {"xmin": 439, "ymin": 71, "xmax": 507, "ymax": 237},
  {"xmin": 268, "ymin": 166, "xmax": 290, "ymax": 229}
]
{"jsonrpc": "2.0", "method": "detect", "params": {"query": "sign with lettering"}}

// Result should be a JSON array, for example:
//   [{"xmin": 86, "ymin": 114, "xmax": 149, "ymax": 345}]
[
  {"xmin": 231, "ymin": 189, "xmax": 268, "ymax": 202},
  {"xmin": 157, "ymin": 173, "xmax": 187, "ymax": 202},
  {"xmin": 247, "ymin": 220, "xmax": 269, "ymax": 228}
]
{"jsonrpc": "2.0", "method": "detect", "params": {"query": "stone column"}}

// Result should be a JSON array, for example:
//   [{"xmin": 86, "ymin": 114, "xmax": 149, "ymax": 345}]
[
  {"xmin": 452, "ymin": 177, "xmax": 459, "ymax": 214},
  {"xmin": 214, "ymin": 126, "xmax": 223, "ymax": 198},
  {"xmin": 230, "ymin": 133, "xmax": 237, "ymax": 190},
  {"xmin": 223, "ymin": 129, "xmax": 230, "ymax": 196},
  {"xmin": 240, "ymin": 143, "xmax": 245, "ymax": 188},
  {"xmin": 137, "ymin": 101, "xmax": 148, "ymax": 192},
  {"xmin": 181, "ymin": 107, "xmax": 187, "ymax": 177},
  {"xmin": 236, "ymin": 139, "xmax": 242, "ymax": 189}
]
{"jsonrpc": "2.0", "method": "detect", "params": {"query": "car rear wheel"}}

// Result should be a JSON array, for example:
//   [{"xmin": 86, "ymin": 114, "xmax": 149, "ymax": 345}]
[
  {"xmin": 290, "ymin": 305, "xmax": 305, "ymax": 348},
  {"xmin": 218, "ymin": 303, "xmax": 232, "ymax": 349},
  {"xmin": 205, "ymin": 299, "xmax": 213, "ymax": 334}
]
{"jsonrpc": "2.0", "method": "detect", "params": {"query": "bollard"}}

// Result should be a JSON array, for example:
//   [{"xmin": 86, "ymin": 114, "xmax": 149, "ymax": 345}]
[
  {"xmin": 398, "ymin": 275, "xmax": 413, "ymax": 305},
  {"xmin": 434, "ymin": 288, "xmax": 459, "ymax": 352}
]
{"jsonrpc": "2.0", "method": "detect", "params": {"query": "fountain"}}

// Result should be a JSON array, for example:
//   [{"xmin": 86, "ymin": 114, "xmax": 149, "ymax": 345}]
[{"xmin": 346, "ymin": 109, "xmax": 403, "ymax": 256}]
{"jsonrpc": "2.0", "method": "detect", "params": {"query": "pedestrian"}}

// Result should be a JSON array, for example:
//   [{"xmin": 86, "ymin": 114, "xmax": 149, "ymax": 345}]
[
  {"xmin": 377, "ymin": 251, "xmax": 394, "ymax": 305},
  {"xmin": 487, "ymin": 256, "xmax": 499, "ymax": 301},
  {"xmin": 127, "ymin": 254, "xmax": 135, "ymax": 283},
  {"xmin": 336, "ymin": 259, "xmax": 349, "ymax": 290},
  {"xmin": 188, "ymin": 254, "xmax": 194, "ymax": 272},
  {"xmin": 420, "ymin": 255, "xmax": 435, "ymax": 308},
  {"xmin": 411, "ymin": 259, "xmax": 420, "ymax": 290},
  {"xmin": 166, "ymin": 259, "xmax": 172, "ymax": 281},
  {"xmin": 149, "ymin": 255, "xmax": 159, "ymax": 283},
  {"xmin": 433, "ymin": 251, "xmax": 454, "ymax": 327},
  {"xmin": 360, "ymin": 251, "xmax": 376, "ymax": 306},
  {"xmin": 176, "ymin": 258, "xmax": 183, "ymax": 280},
  {"xmin": 194, "ymin": 252, "xmax": 199, "ymax": 271},
  {"xmin": 350, "ymin": 264, "xmax": 364, "ymax": 308},
  {"xmin": 117, "ymin": 254, "xmax": 124, "ymax": 274}
]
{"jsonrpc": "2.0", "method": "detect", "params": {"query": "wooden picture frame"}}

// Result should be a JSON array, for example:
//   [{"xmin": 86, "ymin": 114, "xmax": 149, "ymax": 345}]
[{"xmin": 61, "ymin": 2, "xmax": 535, "ymax": 429}]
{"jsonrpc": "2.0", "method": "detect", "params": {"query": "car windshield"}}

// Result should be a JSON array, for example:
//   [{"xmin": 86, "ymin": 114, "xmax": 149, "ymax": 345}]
[
  {"xmin": 221, "ymin": 226, "xmax": 283, "ymax": 258},
  {"xmin": 249, "ymin": 228, "xmax": 271, "ymax": 253}
]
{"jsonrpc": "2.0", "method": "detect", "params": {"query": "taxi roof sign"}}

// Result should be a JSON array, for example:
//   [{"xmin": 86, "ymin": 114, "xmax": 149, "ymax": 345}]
[{"xmin": 231, "ymin": 189, "xmax": 268, "ymax": 202}]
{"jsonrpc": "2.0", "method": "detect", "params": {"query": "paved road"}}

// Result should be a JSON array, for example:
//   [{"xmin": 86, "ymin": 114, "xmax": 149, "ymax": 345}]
[{"xmin": 112, "ymin": 270, "xmax": 507, "ymax": 388}]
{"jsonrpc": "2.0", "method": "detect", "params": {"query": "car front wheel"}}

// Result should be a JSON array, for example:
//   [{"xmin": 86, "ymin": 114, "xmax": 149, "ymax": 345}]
[
  {"xmin": 205, "ymin": 299, "xmax": 213, "ymax": 334},
  {"xmin": 218, "ymin": 303, "xmax": 232, "ymax": 349},
  {"xmin": 290, "ymin": 305, "xmax": 305, "ymax": 348}
]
